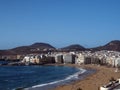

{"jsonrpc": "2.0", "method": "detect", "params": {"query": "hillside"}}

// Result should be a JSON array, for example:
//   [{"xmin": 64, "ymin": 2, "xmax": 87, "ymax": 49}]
[
  {"xmin": 91, "ymin": 40, "xmax": 120, "ymax": 51},
  {"xmin": 0, "ymin": 43, "xmax": 56, "ymax": 55}
]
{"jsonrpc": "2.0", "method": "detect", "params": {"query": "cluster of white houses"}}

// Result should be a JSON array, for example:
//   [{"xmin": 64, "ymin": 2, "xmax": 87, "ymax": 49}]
[
  {"xmin": 22, "ymin": 54, "xmax": 55, "ymax": 65},
  {"xmin": 22, "ymin": 50, "xmax": 120, "ymax": 67}
]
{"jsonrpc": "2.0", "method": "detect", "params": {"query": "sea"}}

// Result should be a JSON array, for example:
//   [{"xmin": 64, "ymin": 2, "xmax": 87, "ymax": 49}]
[{"xmin": 0, "ymin": 61, "xmax": 94, "ymax": 90}]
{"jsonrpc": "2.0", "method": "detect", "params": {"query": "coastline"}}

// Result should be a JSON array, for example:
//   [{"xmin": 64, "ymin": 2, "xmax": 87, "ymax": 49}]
[
  {"xmin": 24, "ymin": 64, "xmax": 96, "ymax": 90},
  {"xmin": 2, "ymin": 64, "xmax": 120, "ymax": 90},
  {"xmin": 54, "ymin": 64, "xmax": 120, "ymax": 90}
]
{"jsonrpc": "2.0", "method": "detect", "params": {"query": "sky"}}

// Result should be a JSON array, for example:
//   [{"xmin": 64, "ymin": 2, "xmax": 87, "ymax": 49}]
[{"xmin": 0, "ymin": 0, "xmax": 120, "ymax": 49}]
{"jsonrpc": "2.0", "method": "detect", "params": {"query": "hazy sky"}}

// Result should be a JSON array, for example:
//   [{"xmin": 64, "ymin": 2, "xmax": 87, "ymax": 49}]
[{"xmin": 0, "ymin": 0, "xmax": 120, "ymax": 49}]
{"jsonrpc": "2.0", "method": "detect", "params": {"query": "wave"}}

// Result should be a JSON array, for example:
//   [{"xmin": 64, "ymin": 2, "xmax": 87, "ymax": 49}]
[{"xmin": 25, "ymin": 68, "xmax": 86, "ymax": 90}]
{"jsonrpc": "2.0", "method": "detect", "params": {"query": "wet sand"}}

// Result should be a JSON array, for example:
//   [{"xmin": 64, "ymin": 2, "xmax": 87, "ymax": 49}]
[{"xmin": 54, "ymin": 64, "xmax": 120, "ymax": 90}]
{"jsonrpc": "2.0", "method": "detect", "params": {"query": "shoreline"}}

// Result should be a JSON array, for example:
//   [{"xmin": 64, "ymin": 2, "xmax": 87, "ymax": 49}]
[
  {"xmin": 24, "ymin": 64, "xmax": 96, "ymax": 90},
  {"xmin": 24, "ymin": 64, "xmax": 93, "ymax": 90},
  {"xmin": 54, "ymin": 64, "xmax": 120, "ymax": 90},
  {"xmin": 2, "ymin": 63, "xmax": 120, "ymax": 90}
]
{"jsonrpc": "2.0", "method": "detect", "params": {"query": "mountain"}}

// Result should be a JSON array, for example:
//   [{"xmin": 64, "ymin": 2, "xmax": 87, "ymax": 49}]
[
  {"xmin": 60, "ymin": 44, "xmax": 86, "ymax": 51},
  {"xmin": 30, "ymin": 43, "xmax": 55, "ymax": 49},
  {"xmin": 0, "ymin": 40, "xmax": 120, "ymax": 55},
  {"xmin": 91, "ymin": 40, "xmax": 120, "ymax": 51},
  {"xmin": 0, "ymin": 43, "xmax": 56, "ymax": 55}
]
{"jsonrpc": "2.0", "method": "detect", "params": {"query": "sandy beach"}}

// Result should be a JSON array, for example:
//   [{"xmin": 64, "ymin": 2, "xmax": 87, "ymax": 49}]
[{"xmin": 54, "ymin": 64, "xmax": 120, "ymax": 90}]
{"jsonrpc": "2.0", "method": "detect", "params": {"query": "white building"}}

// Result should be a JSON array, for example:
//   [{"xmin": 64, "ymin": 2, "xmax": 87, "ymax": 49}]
[
  {"xmin": 22, "ymin": 56, "xmax": 30, "ymax": 63},
  {"xmin": 63, "ymin": 54, "xmax": 74, "ymax": 64},
  {"xmin": 115, "ymin": 57, "xmax": 120, "ymax": 67},
  {"xmin": 106, "ymin": 56, "xmax": 116, "ymax": 67},
  {"xmin": 22, "ymin": 55, "xmax": 41, "ymax": 64},
  {"xmin": 75, "ymin": 53, "xmax": 85, "ymax": 65},
  {"xmin": 55, "ymin": 54, "xmax": 63, "ymax": 64}
]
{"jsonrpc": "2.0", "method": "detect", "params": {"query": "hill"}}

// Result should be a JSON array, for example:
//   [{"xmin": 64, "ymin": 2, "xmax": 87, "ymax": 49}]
[
  {"xmin": 60, "ymin": 44, "xmax": 86, "ymax": 51},
  {"xmin": 0, "ymin": 40, "xmax": 120, "ymax": 55},
  {"xmin": 91, "ymin": 40, "xmax": 120, "ymax": 51},
  {"xmin": 0, "ymin": 43, "xmax": 56, "ymax": 55}
]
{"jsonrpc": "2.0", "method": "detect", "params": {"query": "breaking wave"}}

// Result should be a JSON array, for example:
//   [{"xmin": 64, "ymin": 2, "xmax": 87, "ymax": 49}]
[{"xmin": 25, "ymin": 68, "xmax": 86, "ymax": 90}]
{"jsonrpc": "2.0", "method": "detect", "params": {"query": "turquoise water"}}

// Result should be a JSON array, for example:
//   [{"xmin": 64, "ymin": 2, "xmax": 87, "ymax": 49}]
[{"xmin": 0, "ymin": 65, "xmax": 83, "ymax": 90}]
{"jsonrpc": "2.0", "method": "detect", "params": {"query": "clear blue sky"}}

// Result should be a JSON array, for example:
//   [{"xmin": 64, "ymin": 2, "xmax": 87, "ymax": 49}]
[{"xmin": 0, "ymin": 0, "xmax": 120, "ymax": 49}]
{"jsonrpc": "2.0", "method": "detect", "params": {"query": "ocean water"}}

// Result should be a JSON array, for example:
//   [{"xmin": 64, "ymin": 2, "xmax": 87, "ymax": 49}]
[
  {"xmin": 0, "ymin": 64, "xmax": 86, "ymax": 90},
  {"xmin": 0, "ymin": 60, "xmax": 12, "ymax": 65}
]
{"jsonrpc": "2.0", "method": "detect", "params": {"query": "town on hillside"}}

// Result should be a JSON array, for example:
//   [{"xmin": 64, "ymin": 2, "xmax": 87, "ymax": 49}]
[{"xmin": 0, "ymin": 40, "xmax": 120, "ymax": 68}]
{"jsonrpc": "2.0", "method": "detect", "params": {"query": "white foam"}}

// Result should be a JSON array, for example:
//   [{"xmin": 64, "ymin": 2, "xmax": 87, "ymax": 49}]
[{"xmin": 25, "ymin": 68, "xmax": 86, "ymax": 89}]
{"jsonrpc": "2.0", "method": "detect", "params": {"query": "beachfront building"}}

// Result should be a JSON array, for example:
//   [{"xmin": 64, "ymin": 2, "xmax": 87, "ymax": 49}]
[
  {"xmin": 75, "ymin": 53, "xmax": 85, "ymax": 65},
  {"xmin": 21, "ymin": 50, "xmax": 120, "ymax": 66},
  {"xmin": 33, "ymin": 55, "xmax": 41, "ymax": 64},
  {"xmin": 22, "ymin": 56, "xmax": 30, "ymax": 63},
  {"xmin": 115, "ymin": 57, "xmax": 120, "ymax": 67},
  {"xmin": 84, "ymin": 57, "xmax": 92, "ymax": 64},
  {"xmin": 29, "ymin": 56, "xmax": 35, "ymax": 63},
  {"xmin": 22, "ymin": 55, "xmax": 39, "ymax": 64},
  {"xmin": 55, "ymin": 54, "xmax": 63, "ymax": 64},
  {"xmin": 22, "ymin": 55, "xmax": 41, "ymax": 64},
  {"xmin": 106, "ymin": 56, "xmax": 115, "ymax": 67},
  {"xmin": 22, "ymin": 54, "xmax": 56, "ymax": 65},
  {"xmin": 44, "ymin": 56, "xmax": 55, "ymax": 64},
  {"xmin": 106, "ymin": 56, "xmax": 120, "ymax": 67},
  {"xmin": 63, "ymin": 53, "xmax": 75, "ymax": 64}
]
